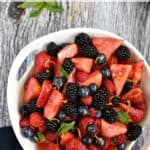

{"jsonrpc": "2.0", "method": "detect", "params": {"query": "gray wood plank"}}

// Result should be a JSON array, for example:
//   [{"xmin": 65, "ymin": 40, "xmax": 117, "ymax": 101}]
[{"xmin": 0, "ymin": 1, "xmax": 150, "ymax": 149}]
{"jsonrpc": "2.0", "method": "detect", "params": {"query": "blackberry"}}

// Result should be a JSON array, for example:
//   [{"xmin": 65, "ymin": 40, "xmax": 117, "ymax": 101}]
[
  {"xmin": 36, "ymin": 69, "xmax": 54, "ymax": 83},
  {"xmin": 92, "ymin": 88, "xmax": 108, "ymax": 108},
  {"xmin": 79, "ymin": 44, "xmax": 99, "ymax": 59},
  {"xmin": 116, "ymin": 46, "xmax": 131, "ymax": 60},
  {"xmin": 46, "ymin": 120, "xmax": 60, "ymax": 132},
  {"xmin": 75, "ymin": 33, "xmax": 91, "ymax": 46},
  {"xmin": 102, "ymin": 107, "xmax": 118, "ymax": 123},
  {"xmin": 66, "ymin": 83, "xmax": 78, "ymax": 103},
  {"xmin": 64, "ymin": 102, "xmax": 78, "ymax": 119},
  {"xmin": 52, "ymin": 77, "xmax": 66, "ymax": 91},
  {"xmin": 111, "ymin": 96, "xmax": 121, "ymax": 106},
  {"xmin": 62, "ymin": 58, "xmax": 74, "ymax": 74},
  {"xmin": 20, "ymin": 99, "xmax": 38, "ymax": 116},
  {"xmin": 122, "ymin": 80, "xmax": 133, "ymax": 94},
  {"xmin": 47, "ymin": 42, "xmax": 60, "ymax": 57},
  {"xmin": 126, "ymin": 123, "xmax": 142, "ymax": 141}
]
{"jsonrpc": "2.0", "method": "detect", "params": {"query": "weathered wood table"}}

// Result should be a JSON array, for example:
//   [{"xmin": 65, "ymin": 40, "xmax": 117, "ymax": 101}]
[{"xmin": 0, "ymin": 2, "xmax": 150, "ymax": 150}]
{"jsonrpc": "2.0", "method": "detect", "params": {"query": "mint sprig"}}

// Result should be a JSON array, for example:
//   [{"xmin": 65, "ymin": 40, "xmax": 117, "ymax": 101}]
[
  {"xmin": 118, "ymin": 109, "xmax": 131, "ymax": 124},
  {"xmin": 37, "ymin": 132, "xmax": 45, "ymax": 143},
  {"xmin": 60, "ymin": 68, "xmax": 69, "ymax": 79},
  {"xmin": 17, "ymin": 1, "xmax": 63, "ymax": 17}
]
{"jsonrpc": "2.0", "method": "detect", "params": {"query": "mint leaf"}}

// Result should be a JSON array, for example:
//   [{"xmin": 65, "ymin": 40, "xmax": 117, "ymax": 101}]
[
  {"xmin": 17, "ymin": 2, "xmax": 39, "ymax": 9},
  {"xmin": 57, "ymin": 121, "xmax": 75, "ymax": 135},
  {"xmin": 46, "ymin": 2, "xmax": 64, "ymax": 12},
  {"xmin": 60, "ymin": 68, "xmax": 69, "ymax": 79},
  {"xmin": 37, "ymin": 132, "xmax": 45, "ymax": 143},
  {"xmin": 118, "ymin": 109, "xmax": 131, "ymax": 124}
]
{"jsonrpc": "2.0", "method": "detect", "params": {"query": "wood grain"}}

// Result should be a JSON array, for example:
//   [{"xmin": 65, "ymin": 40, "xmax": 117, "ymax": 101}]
[{"xmin": 0, "ymin": 2, "xmax": 150, "ymax": 149}]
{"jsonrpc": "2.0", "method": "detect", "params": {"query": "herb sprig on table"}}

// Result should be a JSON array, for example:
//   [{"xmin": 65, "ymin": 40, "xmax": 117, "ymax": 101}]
[{"xmin": 17, "ymin": 1, "xmax": 63, "ymax": 17}]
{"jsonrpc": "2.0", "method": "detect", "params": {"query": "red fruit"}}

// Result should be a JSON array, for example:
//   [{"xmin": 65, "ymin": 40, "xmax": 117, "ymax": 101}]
[
  {"xmin": 19, "ymin": 116, "xmax": 30, "ymax": 128},
  {"xmin": 23, "ymin": 77, "xmax": 41, "ymax": 104},
  {"xmin": 67, "ymin": 69, "xmax": 76, "ymax": 83},
  {"xmin": 60, "ymin": 132, "xmax": 74, "ymax": 146},
  {"xmin": 88, "ymin": 144, "xmax": 101, "ymax": 150},
  {"xmin": 39, "ymin": 125, "xmax": 46, "ymax": 133},
  {"xmin": 107, "ymin": 145, "xmax": 118, "ymax": 150},
  {"xmin": 30, "ymin": 112, "xmax": 45, "ymax": 127},
  {"xmin": 65, "ymin": 138, "xmax": 87, "ymax": 150},
  {"xmin": 72, "ymin": 57, "xmax": 94, "ymax": 73},
  {"xmin": 136, "ymin": 99, "xmax": 146, "ymax": 110},
  {"xmin": 81, "ymin": 96, "xmax": 92, "ymax": 106},
  {"xmin": 116, "ymin": 134, "xmax": 126, "ymax": 145},
  {"xmin": 36, "ymin": 80, "xmax": 52, "ymax": 108},
  {"xmin": 46, "ymin": 132, "xmax": 58, "ymax": 142},
  {"xmin": 110, "ymin": 64, "xmax": 132, "ymax": 96},
  {"xmin": 92, "ymin": 38, "xmax": 123, "ymax": 61},
  {"xmin": 89, "ymin": 107, "xmax": 97, "ymax": 117},
  {"xmin": 103, "ymin": 79, "xmax": 115, "ymax": 95},
  {"xmin": 37, "ymin": 142, "xmax": 60, "ymax": 150},
  {"xmin": 131, "ymin": 60, "xmax": 144, "ymax": 84},
  {"xmin": 34, "ymin": 51, "xmax": 52, "ymax": 75},
  {"xmin": 103, "ymin": 138, "xmax": 111, "ymax": 150},
  {"xmin": 101, "ymin": 119, "xmax": 127, "ymax": 138},
  {"xmin": 107, "ymin": 54, "xmax": 118, "ymax": 67},
  {"xmin": 78, "ymin": 70, "xmax": 102, "ymax": 87},
  {"xmin": 94, "ymin": 119, "xmax": 101, "ymax": 134},
  {"xmin": 119, "ymin": 103, "xmax": 144, "ymax": 123},
  {"xmin": 78, "ymin": 117, "xmax": 94, "ymax": 136},
  {"xmin": 75, "ymin": 71, "xmax": 89, "ymax": 82},
  {"xmin": 44, "ymin": 89, "xmax": 63, "ymax": 120}
]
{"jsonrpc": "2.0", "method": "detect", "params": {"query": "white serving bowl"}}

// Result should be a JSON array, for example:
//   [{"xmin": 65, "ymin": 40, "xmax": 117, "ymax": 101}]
[{"xmin": 7, "ymin": 28, "xmax": 150, "ymax": 150}]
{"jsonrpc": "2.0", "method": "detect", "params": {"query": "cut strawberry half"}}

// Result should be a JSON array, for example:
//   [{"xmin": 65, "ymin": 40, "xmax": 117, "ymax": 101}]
[
  {"xmin": 110, "ymin": 64, "xmax": 132, "ymax": 96},
  {"xmin": 92, "ymin": 38, "xmax": 123, "ymax": 61},
  {"xmin": 44, "ymin": 89, "xmax": 63, "ymax": 120},
  {"xmin": 60, "ymin": 132, "xmax": 74, "ymax": 146},
  {"xmin": 119, "ymin": 103, "xmax": 144, "ymax": 123},
  {"xmin": 36, "ymin": 80, "xmax": 52, "ymax": 108},
  {"xmin": 101, "ymin": 119, "xmax": 127, "ymax": 138},
  {"xmin": 34, "ymin": 51, "xmax": 53, "ymax": 75},
  {"xmin": 71, "ymin": 57, "xmax": 94, "ymax": 73},
  {"xmin": 78, "ymin": 70, "xmax": 102, "ymax": 87},
  {"xmin": 37, "ymin": 142, "xmax": 60, "ymax": 150},
  {"xmin": 19, "ymin": 116, "xmax": 31, "ymax": 128},
  {"xmin": 45, "ymin": 132, "xmax": 58, "ymax": 142},
  {"xmin": 103, "ymin": 138, "xmax": 111, "ymax": 150},
  {"xmin": 23, "ymin": 77, "xmax": 41, "ymax": 104}
]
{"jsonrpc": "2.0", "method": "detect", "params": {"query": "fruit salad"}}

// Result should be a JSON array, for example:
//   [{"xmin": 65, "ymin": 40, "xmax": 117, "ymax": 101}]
[{"xmin": 19, "ymin": 33, "xmax": 146, "ymax": 150}]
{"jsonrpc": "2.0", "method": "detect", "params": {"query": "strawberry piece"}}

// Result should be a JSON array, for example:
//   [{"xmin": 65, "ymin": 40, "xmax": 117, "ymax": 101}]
[
  {"xmin": 34, "ymin": 51, "xmax": 52, "ymax": 75},
  {"xmin": 92, "ymin": 38, "xmax": 123, "ymax": 61},
  {"xmin": 89, "ymin": 107, "xmax": 97, "ymax": 117},
  {"xmin": 78, "ymin": 70, "xmax": 102, "ymax": 87},
  {"xmin": 72, "ymin": 57, "xmax": 94, "ymax": 73},
  {"xmin": 78, "ymin": 117, "xmax": 94, "ymax": 136},
  {"xmin": 67, "ymin": 69, "xmax": 76, "ymax": 83},
  {"xmin": 107, "ymin": 145, "xmax": 118, "ymax": 150},
  {"xmin": 36, "ymin": 80, "xmax": 52, "ymax": 108},
  {"xmin": 131, "ymin": 60, "xmax": 144, "ymax": 84},
  {"xmin": 44, "ymin": 89, "xmax": 63, "ymax": 120},
  {"xmin": 110, "ymin": 64, "xmax": 132, "ymax": 96},
  {"xmin": 23, "ymin": 77, "xmax": 41, "ymax": 104},
  {"xmin": 60, "ymin": 132, "xmax": 74, "ymax": 146},
  {"xmin": 94, "ymin": 119, "xmax": 101, "ymax": 135},
  {"xmin": 103, "ymin": 138, "xmax": 111, "ymax": 150},
  {"xmin": 136, "ymin": 99, "xmax": 146, "ymax": 110},
  {"xmin": 75, "ymin": 71, "xmax": 89, "ymax": 82},
  {"xmin": 30, "ymin": 112, "xmax": 45, "ymax": 127},
  {"xmin": 116, "ymin": 134, "xmax": 126, "ymax": 145},
  {"xmin": 92, "ymin": 64, "xmax": 102, "ymax": 71},
  {"xmin": 81, "ymin": 96, "xmax": 92, "ymax": 106},
  {"xmin": 119, "ymin": 103, "xmax": 144, "ymax": 122},
  {"xmin": 55, "ymin": 44, "xmax": 78, "ymax": 76},
  {"xmin": 103, "ymin": 79, "xmax": 115, "ymax": 95},
  {"xmin": 19, "ymin": 116, "xmax": 30, "ymax": 128},
  {"xmin": 37, "ymin": 142, "xmax": 60, "ymax": 150},
  {"xmin": 88, "ymin": 144, "xmax": 102, "ymax": 150},
  {"xmin": 65, "ymin": 138, "xmax": 87, "ymax": 150},
  {"xmin": 101, "ymin": 119, "xmax": 127, "ymax": 138},
  {"xmin": 39, "ymin": 125, "xmax": 46, "ymax": 133},
  {"xmin": 107, "ymin": 54, "xmax": 118, "ymax": 67},
  {"xmin": 45, "ymin": 132, "xmax": 58, "ymax": 142}
]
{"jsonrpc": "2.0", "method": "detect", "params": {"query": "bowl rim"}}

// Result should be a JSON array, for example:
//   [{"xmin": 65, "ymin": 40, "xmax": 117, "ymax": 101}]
[{"xmin": 7, "ymin": 28, "xmax": 150, "ymax": 150}]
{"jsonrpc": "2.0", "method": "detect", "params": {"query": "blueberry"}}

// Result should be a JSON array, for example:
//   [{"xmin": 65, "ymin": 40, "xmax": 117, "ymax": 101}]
[
  {"xmin": 96, "ymin": 109, "xmax": 102, "ymax": 118},
  {"xmin": 82, "ymin": 135, "xmax": 93, "ymax": 145},
  {"xmin": 57, "ymin": 110, "xmax": 66, "ymax": 121},
  {"xmin": 94, "ymin": 135, "xmax": 105, "ymax": 148},
  {"xmin": 86, "ymin": 124, "xmax": 97, "ymax": 135},
  {"xmin": 21, "ymin": 128, "xmax": 33, "ymax": 138},
  {"xmin": 78, "ymin": 106, "xmax": 89, "ymax": 116},
  {"xmin": 95, "ymin": 53, "xmax": 106, "ymax": 65},
  {"xmin": 89, "ymin": 83, "xmax": 97, "ymax": 94},
  {"xmin": 31, "ymin": 133, "xmax": 39, "ymax": 143},
  {"xmin": 101, "ymin": 67, "xmax": 112, "ymax": 78},
  {"xmin": 118, "ymin": 143, "xmax": 126, "ymax": 150},
  {"xmin": 52, "ymin": 77, "xmax": 66, "ymax": 91},
  {"xmin": 78, "ymin": 86, "xmax": 90, "ymax": 98}
]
